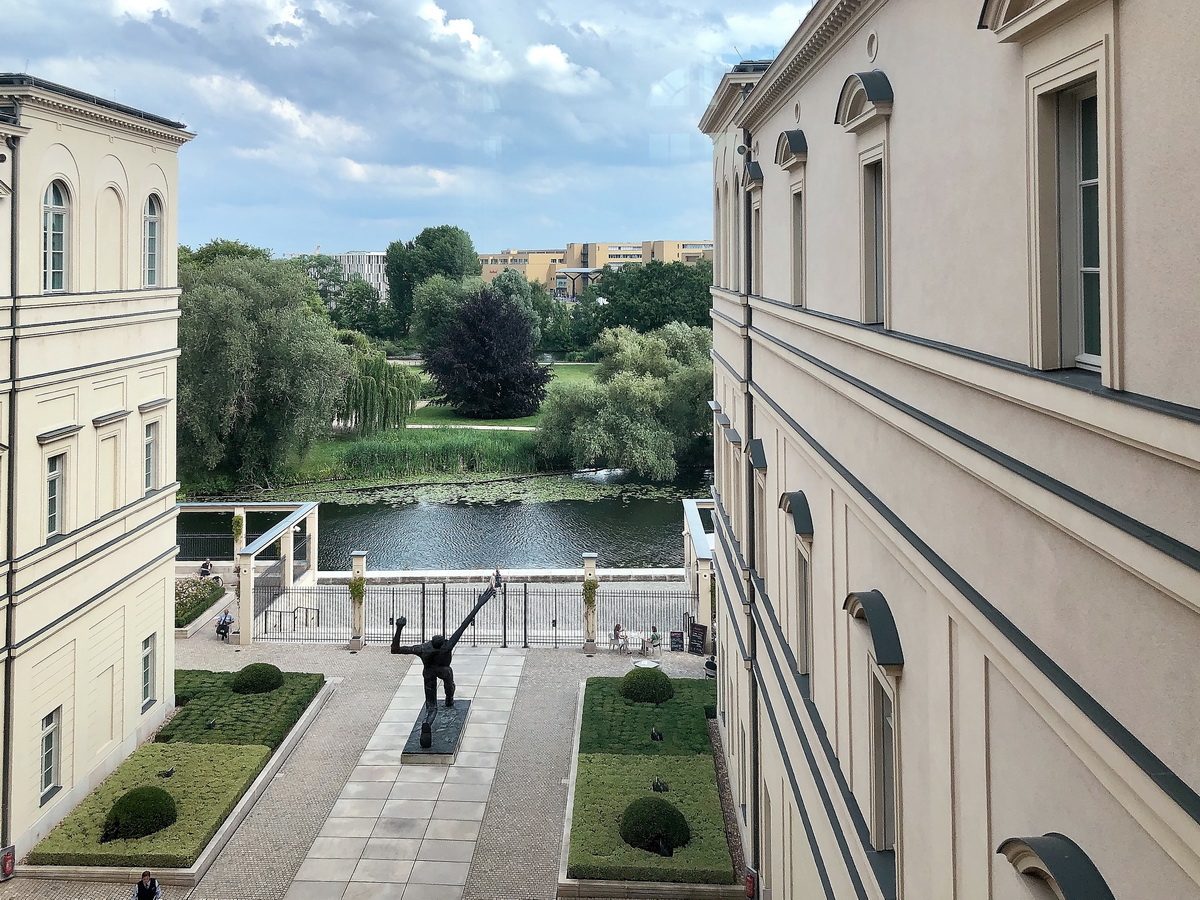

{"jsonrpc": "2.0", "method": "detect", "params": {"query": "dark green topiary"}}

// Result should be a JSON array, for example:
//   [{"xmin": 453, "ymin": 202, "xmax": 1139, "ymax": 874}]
[
  {"xmin": 100, "ymin": 786, "xmax": 177, "ymax": 843},
  {"xmin": 229, "ymin": 663, "xmax": 284, "ymax": 695},
  {"xmin": 619, "ymin": 795, "xmax": 691, "ymax": 857},
  {"xmin": 620, "ymin": 667, "xmax": 675, "ymax": 705}
]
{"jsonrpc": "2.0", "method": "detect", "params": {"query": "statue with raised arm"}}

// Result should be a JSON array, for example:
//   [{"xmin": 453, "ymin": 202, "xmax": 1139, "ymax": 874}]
[{"xmin": 391, "ymin": 585, "xmax": 495, "ymax": 710}]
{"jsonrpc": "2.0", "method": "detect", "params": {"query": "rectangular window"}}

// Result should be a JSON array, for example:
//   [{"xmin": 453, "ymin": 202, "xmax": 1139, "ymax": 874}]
[
  {"xmin": 143, "ymin": 422, "xmax": 158, "ymax": 493},
  {"xmin": 144, "ymin": 217, "xmax": 158, "ymax": 286},
  {"xmin": 796, "ymin": 541, "xmax": 812, "ymax": 677},
  {"xmin": 791, "ymin": 189, "xmax": 805, "ymax": 306},
  {"xmin": 753, "ymin": 474, "xmax": 767, "ymax": 573},
  {"xmin": 44, "ymin": 211, "xmax": 65, "ymax": 292},
  {"xmin": 751, "ymin": 204, "xmax": 762, "ymax": 296},
  {"xmin": 871, "ymin": 676, "xmax": 897, "ymax": 850},
  {"xmin": 141, "ymin": 635, "xmax": 156, "ymax": 708},
  {"xmin": 46, "ymin": 453, "xmax": 65, "ymax": 538},
  {"xmin": 863, "ymin": 161, "xmax": 886, "ymax": 324},
  {"xmin": 1057, "ymin": 83, "xmax": 1101, "ymax": 370},
  {"xmin": 40, "ymin": 707, "xmax": 61, "ymax": 799}
]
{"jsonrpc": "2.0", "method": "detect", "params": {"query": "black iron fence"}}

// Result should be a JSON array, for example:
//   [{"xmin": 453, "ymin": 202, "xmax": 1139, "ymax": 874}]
[
  {"xmin": 250, "ymin": 580, "xmax": 695, "ymax": 648},
  {"xmin": 178, "ymin": 533, "xmax": 280, "ymax": 561}
]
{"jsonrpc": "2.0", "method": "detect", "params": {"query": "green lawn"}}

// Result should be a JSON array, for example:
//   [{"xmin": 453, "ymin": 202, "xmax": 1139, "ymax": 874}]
[
  {"xmin": 29, "ymin": 667, "xmax": 324, "ymax": 869},
  {"xmin": 408, "ymin": 363, "xmax": 598, "ymax": 428},
  {"xmin": 567, "ymin": 676, "xmax": 734, "ymax": 885}
]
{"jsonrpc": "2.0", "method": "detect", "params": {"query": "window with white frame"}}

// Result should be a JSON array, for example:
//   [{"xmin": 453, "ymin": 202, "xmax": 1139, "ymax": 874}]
[
  {"xmin": 791, "ymin": 188, "xmax": 805, "ymax": 306},
  {"xmin": 751, "ymin": 201, "xmax": 762, "ymax": 297},
  {"xmin": 871, "ymin": 674, "xmax": 897, "ymax": 851},
  {"xmin": 46, "ymin": 452, "xmax": 66, "ymax": 538},
  {"xmin": 753, "ymin": 473, "xmax": 767, "ymax": 573},
  {"xmin": 795, "ymin": 539, "xmax": 812, "ymax": 676},
  {"xmin": 143, "ymin": 195, "xmax": 162, "ymax": 287},
  {"xmin": 141, "ymin": 635, "xmax": 156, "ymax": 707},
  {"xmin": 42, "ymin": 181, "xmax": 69, "ymax": 293},
  {"xmin": 862, "ymin": 158, "xmax": 886, "ymax": 324},
  {"xmin": 40, "ymin": 707, "xmax": 61, "ymax": 800},
  {"xmin": 143, "ymin": 422, "xmax": 158, "ymax": 493},
  {"xmin": 1056, "ymin": 82, "xmax": 1101, "ymax": 371}
]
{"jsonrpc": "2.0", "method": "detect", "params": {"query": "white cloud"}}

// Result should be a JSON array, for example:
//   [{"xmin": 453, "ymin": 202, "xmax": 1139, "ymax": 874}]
[
  {"xmin": 335, "ymin": 158, "xmax": 466, "ymax": 196},
  {"xmin": 416, "ymin": 2, "xmax": 513, "ymax": 83},
  {"xmin": 189, "ymin": 75, "xmax": 366, "ymax": 149},
  {"xmin": 525, "ymin": 44, "xmax": 608, "ymax": 96}
]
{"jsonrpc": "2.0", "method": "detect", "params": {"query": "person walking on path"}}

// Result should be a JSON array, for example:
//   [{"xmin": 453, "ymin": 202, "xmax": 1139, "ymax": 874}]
[{"xmin": 134, "ymin": 871, "xmax": 162, "ymax": 900}]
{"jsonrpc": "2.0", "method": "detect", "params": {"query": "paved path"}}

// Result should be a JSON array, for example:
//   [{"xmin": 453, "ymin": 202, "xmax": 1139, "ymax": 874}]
[{"xmin": 2, "ymin": 636, "xmax": 706, "ymax": 900}]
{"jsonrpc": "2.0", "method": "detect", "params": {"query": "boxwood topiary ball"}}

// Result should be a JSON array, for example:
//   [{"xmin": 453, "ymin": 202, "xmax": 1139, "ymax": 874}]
[
  {"xmin": 100, "ymin": 786, "xmax": 177, "ymax": 843},
  {"xmin": 619, "ymin": 795, "xmax": 691, "ymax": 857},
  {"xmin": 230, "ymin": 662, "xmax": 285, "ymax": 694},
  {"xmin": 619, "ymin": 667, "xmax": 675, "ymax": 704}
]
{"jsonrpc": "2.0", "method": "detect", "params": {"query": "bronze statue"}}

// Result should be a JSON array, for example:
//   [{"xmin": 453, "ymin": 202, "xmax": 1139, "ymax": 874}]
[{"xmin": 391, "ymin": 585, "xmax": 495, "ymax": 710}]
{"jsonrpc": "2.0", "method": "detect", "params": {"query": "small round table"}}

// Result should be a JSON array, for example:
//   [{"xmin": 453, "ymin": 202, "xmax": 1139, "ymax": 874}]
[{"xmin": 632, "ymin": 659, "xmax": 661, "ymax": 669}]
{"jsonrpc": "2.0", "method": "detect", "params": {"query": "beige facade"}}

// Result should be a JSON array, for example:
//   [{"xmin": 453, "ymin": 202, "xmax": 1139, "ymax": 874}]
[
  {"xmin": 700, "ymin": 2, "xmax": 1200, "ymax": 899},
  {"xmin": 477, "ymin": 248, "xmax": 564, "ymax": 287},
  {"xmin": 0, "ymin": 75, "xmax": 191, "ymax": 858}
]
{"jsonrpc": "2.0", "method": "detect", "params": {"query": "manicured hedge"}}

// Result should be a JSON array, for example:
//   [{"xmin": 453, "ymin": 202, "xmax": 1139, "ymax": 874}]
[
  {"xmin": 174, "ymin": 578, "xmax": 226, "ymax": 628},
  {"xmin": 619, "ymin": 667, "xmax": 675, "ymax": 704},
  {"xmin": 28, "ymin": 743, "xmax": 269, "ymax": 868},
  {"xmin": 158, "ymin": 669, "xmax": 324, "ymax": 748},
  {"xmin": 568, "ymin": 754, "xmax": 733, "ymax": 884},
  {"xmin": 578, "ymin": 677, "xmax": 715, "ymax": 756}
]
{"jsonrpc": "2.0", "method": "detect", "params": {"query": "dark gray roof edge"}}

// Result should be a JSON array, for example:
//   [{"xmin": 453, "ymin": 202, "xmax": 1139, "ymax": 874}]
[
  {"xmin": 781, "ymin": 129, "xmax": 808, "ymax": 155},
  {"xmin": 747, "ymin": 438, "xmax": 768, "ymax": 470},
  {"xmin": 856, "ymin": 70, "xmax": 894, "ymax": 103},
  {"xmin": 997, "ymin": 833, "xmax": 1116, "ymax": 900},
  {"xmin": 0, "ymin": 74, "xmax": 189, "ymax": 131},
  {"xmin": 779, "ymin": 490, "xmax": 814, "ymax": 538}
]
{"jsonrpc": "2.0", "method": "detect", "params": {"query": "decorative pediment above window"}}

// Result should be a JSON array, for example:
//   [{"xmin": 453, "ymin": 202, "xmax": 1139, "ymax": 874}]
[
  {"xmin": 997, "ymin": 833, "xmax": 1115, "ymax": 899},
  {"xmin": 978, "ymin": 0, "xmax": 1103, "ymax": 43},
  {"xmin": 778, "ymin": 491, "xmax": 813, "ymax": 539},
  {"xmin": 744, "ymin": 160, "xmax": 764, "ymax": 187},
  {"xmin": 747, "ymin": 438, "xmax": 767, "ymax": 470},
  {"xmin": 774, "ymin": 130, "xmax": 807, "ymax": 171},
  {"xmin": 0, "ymin": 178, "xmax": 10, "ymax": 197},
  {"xmin": 844, "ymin": 590, "xmax": 903, "ymax": 676},
  {"xmin": 834, "ymin": 70, "xmax": 893, "ymax": 134}
]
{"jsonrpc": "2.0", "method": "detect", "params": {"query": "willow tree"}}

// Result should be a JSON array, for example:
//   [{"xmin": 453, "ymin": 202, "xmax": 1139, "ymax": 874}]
[{"xmin": 339, "ymin": 352, "xmax": 421, "ymax": 434}]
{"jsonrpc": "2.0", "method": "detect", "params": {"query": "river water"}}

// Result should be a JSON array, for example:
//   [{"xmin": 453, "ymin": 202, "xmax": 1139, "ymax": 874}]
[{"xmin": 180, "ymin": 472, "xmax": 711, "ymax": 571}]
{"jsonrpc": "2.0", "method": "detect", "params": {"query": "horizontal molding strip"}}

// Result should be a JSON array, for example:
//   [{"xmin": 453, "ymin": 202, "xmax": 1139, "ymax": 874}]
[{"xmin": 748, "ymin": 382, "xmax": 1200, "ymax": 832}]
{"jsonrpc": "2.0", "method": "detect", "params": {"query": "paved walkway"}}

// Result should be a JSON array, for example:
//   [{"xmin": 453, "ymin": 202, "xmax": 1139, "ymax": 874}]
[{"xmin": 2, "ymin": 636, "xmax": 706, "ymax": 900}]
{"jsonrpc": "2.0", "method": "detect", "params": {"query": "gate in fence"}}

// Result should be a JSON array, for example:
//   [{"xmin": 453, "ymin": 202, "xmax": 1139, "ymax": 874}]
[{"xmin": 251, "ymin": 581, "xmax": 695, "ymax": 648}]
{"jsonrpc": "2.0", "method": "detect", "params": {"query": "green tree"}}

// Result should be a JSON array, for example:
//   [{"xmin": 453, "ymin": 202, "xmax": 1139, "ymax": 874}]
[
  {"xmin": 536, "ymin": 323, "xmax": 713, "ymax": 479},
  {"xmin": 179, "ymin": 238, "xmax": 272, "ymax": 269},
  {"xmin": 384, "ymin": 225, "xmax": 481, "ymax": 337},
  {"xmin": 489, "ymin": 269, "xmax": 542, "ymax": 348},
  {"xmin": 424, "ymin": 286, "xmax": 553, "ymax": 418},
  {"xmin": 338, "ymin": 349, "xmax": 421, "ymax": 435},
  {"xmin": 177, "ymin": 256, "xmax": 353, "ymax": 486},
  {"xmin": 590, "ymin": 259, "xmax": 713, "ymax": 332},
  {"xmin": 410, "ymin": 274, "xmax": 478, "ymax": 351},
  {"xmin": 335, "ymin": 276, "xmax": 391, "ymax": 337},
  {"xmin": 292, "ymin": 253, "xmax": 346, "ymax": 307}
]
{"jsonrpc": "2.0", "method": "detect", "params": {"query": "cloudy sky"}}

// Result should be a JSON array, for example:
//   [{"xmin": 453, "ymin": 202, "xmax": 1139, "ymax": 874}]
[{"xmin": 3, "ymin": 0, "xmax": 811, "ymax": 255}]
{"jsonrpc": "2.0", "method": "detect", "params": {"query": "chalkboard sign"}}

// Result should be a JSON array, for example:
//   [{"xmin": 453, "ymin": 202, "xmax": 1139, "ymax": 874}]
[
  {"xmin": 669, "ymin": 631, "xmax": 684, "ymax": 653},
  {"xmin": 688, "ymin": 623, "xmax": 708, "ymax": 656}
]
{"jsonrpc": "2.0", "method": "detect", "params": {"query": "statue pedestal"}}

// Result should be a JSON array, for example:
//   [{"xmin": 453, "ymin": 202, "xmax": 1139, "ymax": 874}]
[{"xmin": 401, "ymin": 700, "xmax": 471, "ymax": 765}]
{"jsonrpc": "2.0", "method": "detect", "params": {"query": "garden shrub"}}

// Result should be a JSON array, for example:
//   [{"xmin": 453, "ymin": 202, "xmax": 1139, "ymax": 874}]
[
  {"xmin": 230, "ymin": 663, "xmax": 284, "ymax": 694},
  {"xmin": 174, "ymin": 578, "xmax": 225, "ymax": 627},
  {"xmin": 579, "ymin": 678, "xmax": 714, "ymax": 756},
  {"xmin": 619, "ymin": 795, "xmax": 690, "ymax": 857},
  {"xmin": 100, "ymin": 786, "xmax": 177, "ymax": 843},
  {"xmin": 703, "ymin": 704, "xmax": 717, "ymax": 720},
  {"xmin": 620, "ymin": 667, "xmax": 674, "ymax": 705}
]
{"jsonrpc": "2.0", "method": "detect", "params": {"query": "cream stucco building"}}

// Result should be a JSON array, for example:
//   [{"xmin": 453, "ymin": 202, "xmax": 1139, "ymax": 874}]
[
  {"xmin": 700, "ymin": 2, "xmax": 1200, "ymax": 898},
  {"xmin": 0, "ymin": 74, "xmax": 191, "ymax": 860}
]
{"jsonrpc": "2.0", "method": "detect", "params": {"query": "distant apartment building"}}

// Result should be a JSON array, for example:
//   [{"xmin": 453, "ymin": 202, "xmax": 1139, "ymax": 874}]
[
  {"xmin": 478, "ymin": 240, "xmax": 714, "ymax": 298},
  {"xmin": 331, "ymin": 251, "xmax": 388, "ymax": 300},
  {"xmin": 701, "ymin": 2, "xmax": 1200, "ymax": 899},
  {"xmin": 0, "ymin": 74, "xmax": 192, "ymax": 858}
]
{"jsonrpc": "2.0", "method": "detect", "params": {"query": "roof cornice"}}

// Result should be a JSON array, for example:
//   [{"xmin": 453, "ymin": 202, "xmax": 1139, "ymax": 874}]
[
  {"xmin": 1, "ymin": 84, "xmax": 194, "ymax": 145},
  {"xmin": 698, "ymin": 71, "xmax": 765, "ymax": 135},
  {"xmin": 738, "ymin": 0, "xmax": 887, "ymax": 133}
]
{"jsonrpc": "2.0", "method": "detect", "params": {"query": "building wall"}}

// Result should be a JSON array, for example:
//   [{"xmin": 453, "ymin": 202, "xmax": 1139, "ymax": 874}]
[
  {"xmin": 477, "ymin": 249, "xmax": 563, "ymax": 287},
  {"xmin": 331, "ymin": 251, "xmax": 388, "ymax": 300},
  {"xmin": 701, "ymin": 2, "xmax": 1200, "ymax": 898},
  {"xmin": 0, "ymin": 78, "xmax": 190, "ymax": 856}
]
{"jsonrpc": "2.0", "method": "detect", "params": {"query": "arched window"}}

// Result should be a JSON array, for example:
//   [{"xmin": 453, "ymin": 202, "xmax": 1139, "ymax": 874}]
[
  {"xmin": 143, "ymin": 195, "xmax": 162, "ymax": 287},
  {"xmin": 42, "ymin": 181, "xmax": 69, "ymax": 293}
]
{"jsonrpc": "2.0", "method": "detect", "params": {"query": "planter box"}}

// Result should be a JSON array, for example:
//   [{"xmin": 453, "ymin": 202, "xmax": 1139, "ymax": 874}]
[
  {"xmin": 174, "ymin": 587, "xmax": 235, "ymax": 639},
  {"xmin": 557, "ymin": 681, "xmax": 742, "ymax": 900},
  {"xmin": 18, "ymin": 678, "xmax": 338, "ymax": 887}
]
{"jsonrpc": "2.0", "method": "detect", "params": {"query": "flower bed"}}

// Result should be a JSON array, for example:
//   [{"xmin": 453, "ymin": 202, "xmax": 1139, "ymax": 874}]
[
  {"xmin": 29, "ymin": 667, "xmax": 324, "ymax": 869},
  {"xmin": 174, "ymin": 578, "xmax": 225, "ymax": 627},
  {"xmin": 27, "ymin": 743, "xmax": 269, "ymax": 868},
  {"xmin": 567, "ymin": 676, "xmax": 735, "ymax": 885}
]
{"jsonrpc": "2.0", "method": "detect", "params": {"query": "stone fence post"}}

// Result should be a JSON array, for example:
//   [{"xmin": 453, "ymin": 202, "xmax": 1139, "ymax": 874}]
[
  {"xmin": 349, "ymin": 552, "xmax": 367, "ymax": 651},
  {"xmin": 582, "ymin": 553, "xmax": 598, "ymax": 653}
]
